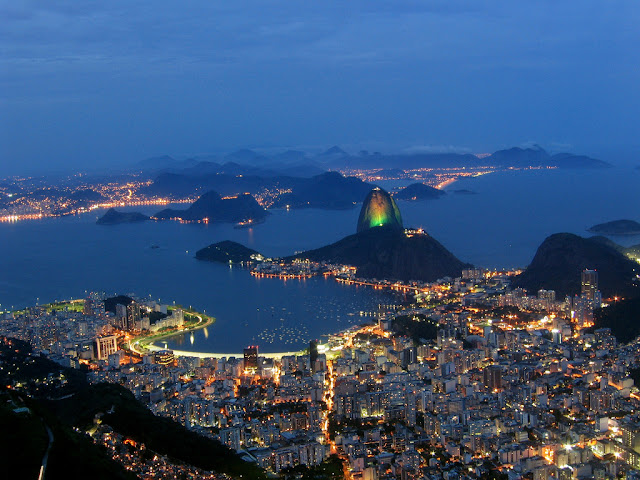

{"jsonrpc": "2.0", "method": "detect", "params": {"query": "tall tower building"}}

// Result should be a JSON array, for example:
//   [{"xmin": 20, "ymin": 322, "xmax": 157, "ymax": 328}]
[
  {"xmin": 126, "ymin": 302, "xmax": 141, "ymax": 331},
  {"xmin": 309, "ymin": 340, "xmax": 318, "ymax": 372},
  {"xmin": 483, "ymin": 365, "xmax": 502, "ymax": 391},
  {"xmin": 581, "ymin": 269, "xmax": 598, "ymax": 300},
  {"xmin": 244, "ymin": 345, "xmax": 258, "ymax": 370}
]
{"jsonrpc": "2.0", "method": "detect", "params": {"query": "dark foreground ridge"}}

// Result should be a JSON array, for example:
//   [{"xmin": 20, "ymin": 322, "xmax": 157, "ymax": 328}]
[
  {"xmin": 290, "ymin": 226, "xmax": 471, "ymax": 282},
  {"xmin": 196, "ymin": 240, "xmax": 260, "ymax": 263},
  {"xmin": 513, "ymin": 233, "xmax": 640, "ymax": 298},
  {"xmin": 0, "ymin": 337, "xmax": 266, "ymax": 479},
  {"xmin": 154, "ymin": 190, "xmax": 268, "ymax": 223},
  {"xmin": 96, "ymin": 208, "xmax": 149, "ymax": 225}
]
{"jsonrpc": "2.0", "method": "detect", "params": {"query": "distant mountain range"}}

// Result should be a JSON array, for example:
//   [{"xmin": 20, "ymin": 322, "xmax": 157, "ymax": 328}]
[
  {"xmin": 138, "ymin": 145, "xmax": 610, "ymax": 175},
  {"xmin": 136, "ymin": 145, "xmax": 608, "ymax": 209},
  {"xmin": 587, "ymin": 219, "xmax": 640, "ymax": 235},
  {"xmin": 513, "ymin": 233, "xmax": 639, "ymax": 298},
  {"xmin": 154, "ymin": 191, "xmax": 267, "ymax": 223}
]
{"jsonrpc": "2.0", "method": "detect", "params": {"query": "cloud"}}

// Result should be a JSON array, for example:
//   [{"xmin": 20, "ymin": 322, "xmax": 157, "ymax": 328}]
[{"xmin": 1, "ymin": 0, "xmax": 639, "ymax": 171}]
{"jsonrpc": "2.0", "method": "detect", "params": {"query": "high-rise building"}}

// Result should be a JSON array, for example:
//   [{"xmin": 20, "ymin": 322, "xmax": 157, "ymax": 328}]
[
  {"xmin": 94, "ymin": 335, "xmax": 118, "ymax": 360},
  {"xmin": 83, "ymin": 298, "xmax": 94, "ymax": 315},
  {"xmin": 115, "ymin": 303, "xmax": 127, "ymax": 329},
  {"xmin": 483, "ymin": 365, "xmax": 502, "ymax": 391},
  {"xmin": 581, "ymin": 269, "xmax": 599, "ymax": 303},
  {"xmin": 154, "ymin": 349, "xmax": 175, "ymax": 366},
  {"xmin": 309, "ymin": 340, "xmax": 318, "ymax": 372},
  {"xmin": 126, "ymin": 302, "xmax": 141, "ymax": 331},
  {"xmin": 244, "ymin": 345, "xmax": 258, "ymax": 369}
]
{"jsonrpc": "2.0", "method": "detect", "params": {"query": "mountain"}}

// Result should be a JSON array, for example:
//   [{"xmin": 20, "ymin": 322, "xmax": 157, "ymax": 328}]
[
  {"xmin": 394, "ymin": 183, "xmax": 446, "ymax": 201},
  {"xmin": 69, "ymin": 188, "xmax": 106, "ymax": 203},
  {"xmin": 271, "ymin": 171, "xmax": 375, "ymax": 209},
  {"xmin": 357, "ymin": 187, "xmax": 403, "ymax": 233},
  {"xmin": 319, "ymin": 146, "xmax": 348, "ymax": 157},
  {"xmin": 587, "ymin": 219, "xmax": 640, "ymax": 235},
  {"xmin": 594, "ymin": 297, "xmax": 640, "ymax": 343},
  {"xmin": 195, "ymin": 240, "xmax": 260, "ymax": 263},
  {"xmin": 318, "ymin": 146, "xmax": 610, "ymax": 170},
  {"xmin": 488, "ymin": 146, "xmax": 549, "ymax": 167},
  {"xmin": 513, "ymin": 233, "xmax": 640, "ymax": 298},
  {"xmin": 551, "ymin": 152, "xmax": 611, "ymax": 169},
  {"xmin": 290, "ymin": 226, "xmax": 470, "ymax": 282},
  {"xmin": 154, "ymin": 191, "xmax": 268, "ymax": 223},
  {"xmin": 489, "ymin": 147, "xmax": 610, "ymax": 169},
  {"xmin": 0, "ymin": 337, "xmax": 266, "ymax": 479},
  {"xmin": 224, "ymin": 148, "xmax": 267, "ymax": 163},
  {"xmin": 96, "ymin": 208, "xmax": 149, "ymax": 225}
]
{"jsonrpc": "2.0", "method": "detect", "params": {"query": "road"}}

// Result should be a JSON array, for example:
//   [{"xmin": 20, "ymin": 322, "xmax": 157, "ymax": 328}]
[{"xmin": 38, "ymin": 421, "xmax": 54, "ymax": 480}]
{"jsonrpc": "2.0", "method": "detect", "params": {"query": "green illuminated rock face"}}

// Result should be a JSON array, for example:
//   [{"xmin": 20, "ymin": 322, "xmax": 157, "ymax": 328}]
[{"xmin": 357, "ymin": 187, "xmax": 403, "ymax": 233}]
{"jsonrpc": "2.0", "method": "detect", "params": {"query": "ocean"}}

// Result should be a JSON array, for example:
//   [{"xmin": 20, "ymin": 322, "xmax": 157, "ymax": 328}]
[{"xmin": 1, "ymin": 166, "xmax": 638, "ymax": 353}]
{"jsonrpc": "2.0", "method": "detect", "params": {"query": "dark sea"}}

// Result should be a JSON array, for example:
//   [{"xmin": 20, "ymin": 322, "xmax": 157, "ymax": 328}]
[{"xmin": 1, "ymin": 166, "xmax": 638, "ymax": 353}]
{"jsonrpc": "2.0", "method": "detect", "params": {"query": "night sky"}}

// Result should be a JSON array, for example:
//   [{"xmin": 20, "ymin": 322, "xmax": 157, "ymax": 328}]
[{"xmin": 1, "ymin": 1, "xmax": 639, "ymax": 174}]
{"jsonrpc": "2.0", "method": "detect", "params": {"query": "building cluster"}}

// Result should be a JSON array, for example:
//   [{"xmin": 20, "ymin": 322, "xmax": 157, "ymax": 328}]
[
  {"xmin": 0, "ymin": 295, "xmax": 186, "ymax": 368},
  {"xmin": 4, "ymin": 268, "xmax": 640, "ymax": 479},
  {"xmin": 91, "ymin": 423, "xmax": 232, "ymax": 479}
]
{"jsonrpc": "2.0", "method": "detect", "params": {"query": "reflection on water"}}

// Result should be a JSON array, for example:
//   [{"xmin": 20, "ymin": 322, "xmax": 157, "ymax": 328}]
[{"xmin": 2, "ymin": 167, "xmax": 638, "ymax": 352}]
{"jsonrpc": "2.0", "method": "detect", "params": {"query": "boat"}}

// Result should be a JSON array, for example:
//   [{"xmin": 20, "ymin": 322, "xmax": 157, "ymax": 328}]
[{"xmin": 233, "ymin": 218, "xmax": 265, "ymax": 229}]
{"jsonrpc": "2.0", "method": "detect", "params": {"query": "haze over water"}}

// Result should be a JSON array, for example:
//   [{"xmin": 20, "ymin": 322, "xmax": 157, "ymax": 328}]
[{"xmin": 1, "ymin": 167, "xmax": 638, "ymax": 352}]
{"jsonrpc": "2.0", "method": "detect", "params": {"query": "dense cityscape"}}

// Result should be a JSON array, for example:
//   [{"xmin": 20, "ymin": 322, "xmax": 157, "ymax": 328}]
[
  {"xmin": 3, "ymin": 3, "xmax": 639, "ymax": 480},
  {"xmin": 3, "ymin": 262, "xmax": 639, "ymax": 479}
]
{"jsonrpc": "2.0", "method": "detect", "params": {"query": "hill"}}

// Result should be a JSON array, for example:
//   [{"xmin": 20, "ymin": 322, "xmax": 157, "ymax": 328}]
[
  {"xmin": 140, "ymin": 171, "xmax": 372, "ymax": 210},
  {"xmin": 290, "ymin": 226, "xmax": 471, "ymax": 282},
  {"xmin": 394, "ymin": 183, "xmax": 446, "ymax": 201},
  {"xmin": 588, "ymin": 219, "xmax": 640, "ymax": 235},
  {"xmin": 154, "ymin": 191, "xmax": 267, "ymax": 223},
  {"xmin": 270, "ymin": 171, "xmax": 374, "ymax": 209},
  {"xmin": 594, "ymin": 297, "xmax": 640, "ymax": 343},
  {"xmin": 195, "ymin": 240, "xmax": 260, "ymax": 263},
  {"xmin": 513, "ymin": 233, "xmax": 640, "ymax": 298},
  {"xmin": 96, "ymin": 208, "xmax": 149, "ymax": 225},
  {"xmin": 319, "ymin": 146, "xmax": 609, "ymax": 170},
  {"xmin": 0, "ymin": 337, "xmax": 266, "ymax": 479}
]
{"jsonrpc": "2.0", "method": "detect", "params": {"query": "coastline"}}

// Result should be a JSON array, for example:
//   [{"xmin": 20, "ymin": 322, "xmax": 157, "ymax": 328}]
[
  {"xmin": 129, "ymin": 310, "xmax": 215, "ymax": 356},
  {"xmin": 140, "ymin": 342, "xmax": 304, "ymax": 359}
]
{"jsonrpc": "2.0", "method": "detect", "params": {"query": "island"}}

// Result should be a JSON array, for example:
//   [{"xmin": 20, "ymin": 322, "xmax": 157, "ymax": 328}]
[
  {"xmin": 195, "ymin": 240, "xmax": 261, "ymax": 264},
  {"xmin": 451, "ymin": 189, "xmax": 478, "ymax": 195},
  {"xmin": 96, "ymin": 208, "xmax": 149, "ymax": 225},
  {"xmin": 587, "ymin": 219, "xmax": 640, "ymax": 235},
  {"xmin": 393, "ymin": 182, "xmax": 446, "ymax": 201},
  {"xmin": 153, "ymin": 190, "xmax": 267, "ymax": 223}
]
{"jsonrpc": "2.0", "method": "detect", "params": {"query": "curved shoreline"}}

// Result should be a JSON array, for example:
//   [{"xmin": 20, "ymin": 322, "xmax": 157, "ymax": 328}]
[
  {"xmin": 130, "ymin": 312, "xmax": 305, "ymax": 359},
  {"xmin": 141, "ymin": 342, "xmax": 304, "ymax": 359},
  {"xmin": 129, "ymin": 310, "xmax": 215, "ymax": 355}
]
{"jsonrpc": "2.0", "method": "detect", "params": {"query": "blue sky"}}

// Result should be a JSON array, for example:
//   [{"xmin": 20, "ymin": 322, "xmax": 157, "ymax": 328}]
[{"xmin": 1, "ymin": 1, "xmax": 639, "ymax": 174}]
